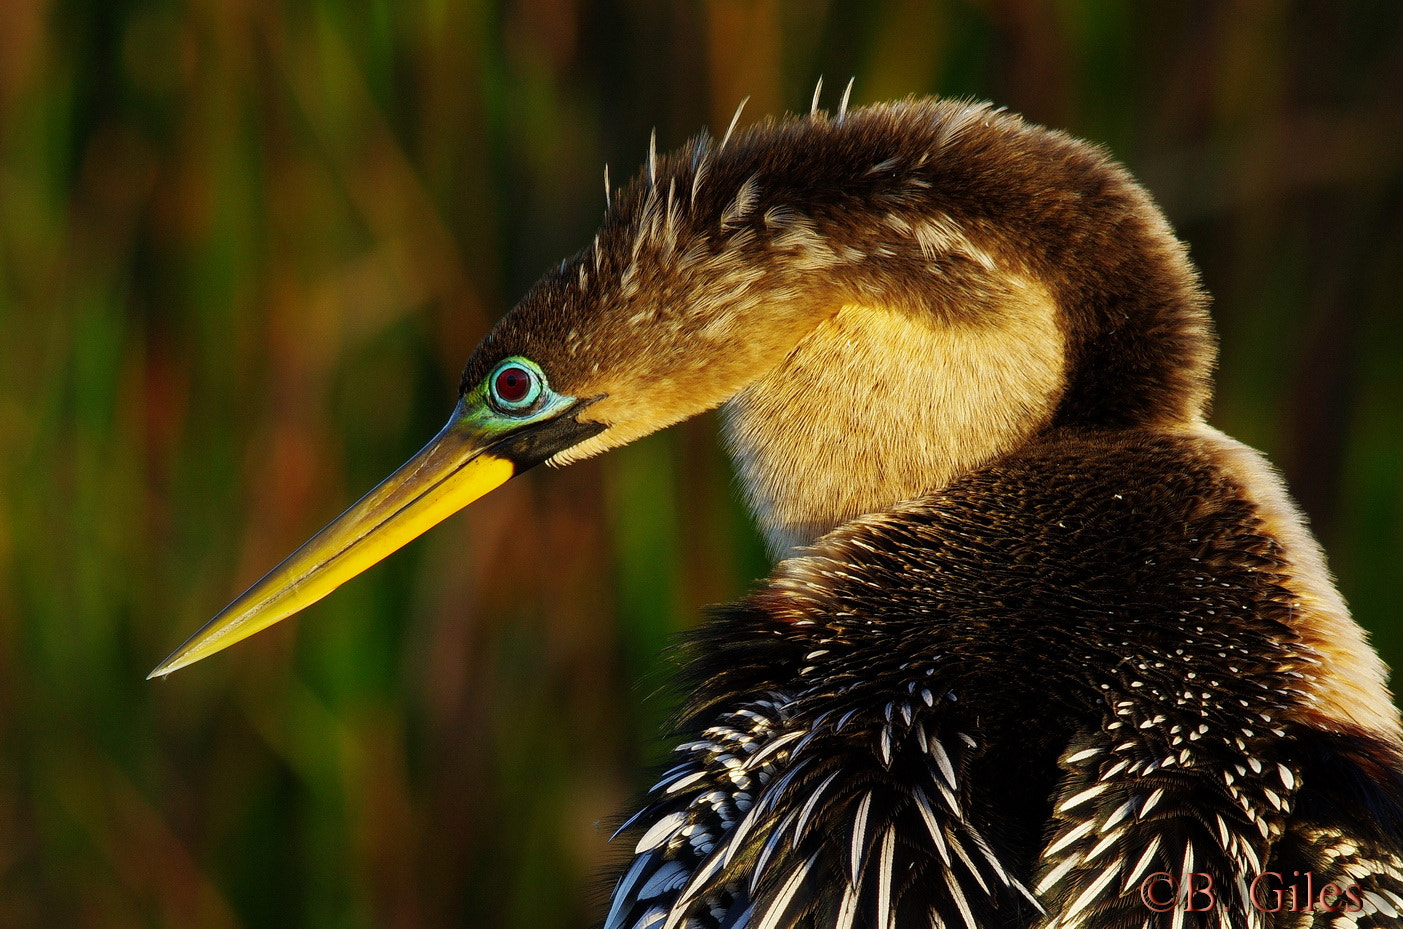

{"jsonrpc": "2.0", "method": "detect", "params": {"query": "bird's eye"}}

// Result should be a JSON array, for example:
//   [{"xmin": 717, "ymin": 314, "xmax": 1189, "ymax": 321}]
[{"xmin": 488, "ymin": 357, "xmax": 545, "ymax": 413}]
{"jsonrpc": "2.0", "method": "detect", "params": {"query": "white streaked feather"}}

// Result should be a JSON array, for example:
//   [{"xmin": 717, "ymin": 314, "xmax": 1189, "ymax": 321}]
[
  {"xmin": 969, "ymin": 826, "xmax": 1036, "ymax": 910},
  {"xmin": 877, "ymin": 826, "xmax": 897, "ymax": 929},
  {"xmin": 690, "ymin": 155, "xmax": 708, "ymax": 207},
  {"xmin": 969, "ymin": 827, "xmax": 1009, "ymax": 884},
  {"xmin": 931, "ymin": 737, "xmax": 958, "ymax": 788},
  {"xmin": 647, "ymin": 130, "xmax": 657, "ymax": 186},
  {"xmin": 754, "ymin": 853, "xmax": 819, "ymax": 929},
  {"xmin": 1063, "ymin": 857, "xmax": 1123, "ymax": 924},
  {"xmin": 665, "ymin": 770, "xmax": 707, "ymax": 795},
  {"xmin": 636, "ymin": 811, "xmax": 688, "ymax": 854},
  {"xmin": 943, "ymin": 864, "xmax": 980, "ymax": 929},
  {"xmin": 1238, "ymin": 837, "xmax": 1261, "ymax": 876},
  {"xmin": 721, "ymin": 97, "xmax": 750, "ymax": 151},
  {"xmin": 638, "ymin": 860, "xmax": 688, "ymax": 900},
  {"xmin": 650, "ymin": 762, "xmax": 695, "ymax": 793},
  {"xmin": 1170, "ymin": 843, "xmax": 1194, "ymax": 929},
  {"xmin": 1043, "ymin": 818, "xmax": 1097, "ymax": 858},
  {"xmin": 758, "ymin": 756, "xmax": 813, "ymax": 818},
  {"xmin": 663, "ymin": 850, "xmax": 725, "ymax": 929},
  {"xmin": 750, "ymin": 809, "xmax": 797, "ymax": 894},
  {"xmin": 605, "ymin": 854, "xmax": 655, "ymax": 929},
  {"xmin": 1012, "ymin": 874, "xmax": 1046, "ymax": 910},
  {"xmin": 793, "ymin": 769, "xmax": 841, "ymax": 840},
  {"xmin": 663, "ymin": 177, "xmax": 678, "ymax": 245},
  {"xmin": 749, "ymin": 729, "xmax": 803, "ymax": 766},
  {"xmin": 934, "ymin": 777, "xmax": 962, "ymax": 818},
  {"xmin": 1082, "ymin": 826, "xmax": 1124, "ymax": 864},
  {"xmin": 720, "ymin": 790, "xmax": 768, "ymax": 869},
  {"xmin": 1178, "ymin": 840, "xmax": 1195, "ymax": 885},
  {"xmin": 1101, "ymin": 797, "xmax": 1136, "ymax": 832},
  {"xmin": 1034, "ymin": 850, "xmax": 1080, "ymax": 897},
  {"xmin": 835, "ymin": 882, "xmax": 859, "ymax": 929},
  {"xmin": 947, "ymin": 830, "xmax": 992, "ymax": 896},
  {"xmin": 838, "ymin": 77, "xmax": 855, "ymax": 121},
  {"xmin": 1057, "ymin": 783, "xmax": 1109, "ymax": 813},
  {"xmin": 612, "ymin": 804, "xmax": 651, "ymax": 841},
  {"xmin": 1121, "ymin": 834, "xmax": 1163, "ymax": 892},
  {"xmin": 850, "ymin": 791, "xmax": 873, "ymax": 881},
  {"xmin": 912, "ymin": 787, "xmax": 952, "ymax": 865}
]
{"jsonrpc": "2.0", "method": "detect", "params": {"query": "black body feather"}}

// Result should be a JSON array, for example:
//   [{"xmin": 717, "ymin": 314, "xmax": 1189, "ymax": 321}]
[{"xmin": 605, "ymin": 432, "xmax": 1403, "ymax": 929}]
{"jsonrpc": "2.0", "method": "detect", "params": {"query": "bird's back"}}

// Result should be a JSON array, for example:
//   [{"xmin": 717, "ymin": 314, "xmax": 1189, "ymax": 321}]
[{"xmin": 604, "ymin": 426, "xmax": 1403, "ymax": 929}]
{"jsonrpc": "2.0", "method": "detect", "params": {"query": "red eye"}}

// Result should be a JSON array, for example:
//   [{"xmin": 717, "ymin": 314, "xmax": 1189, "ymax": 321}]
[
  {"xmin": 495, "ymin": 366, "xmax": 532, "ymax": 403},
  {"xmin": 488, "ymin": 358, "xmax": 545, "ymax": 412}
]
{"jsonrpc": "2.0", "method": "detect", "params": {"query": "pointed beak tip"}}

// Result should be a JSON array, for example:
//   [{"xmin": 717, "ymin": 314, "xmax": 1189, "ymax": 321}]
[
  {"xmin": 145, "ymin": 428, "xmax": 521, "ymax": 682},
  {"xmin": 147, "ymin": 651, "xmax": 190, "ymax": 680}
]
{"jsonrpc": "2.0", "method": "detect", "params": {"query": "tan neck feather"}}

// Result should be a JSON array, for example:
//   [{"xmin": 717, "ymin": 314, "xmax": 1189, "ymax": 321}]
[
  {"xmin": 721, "ymin": 276, "xmax": 1065, "ymax": 557},
  {"xmin": 1191, "ymin": 424, "xmax": 1401, "ymax": 738}
]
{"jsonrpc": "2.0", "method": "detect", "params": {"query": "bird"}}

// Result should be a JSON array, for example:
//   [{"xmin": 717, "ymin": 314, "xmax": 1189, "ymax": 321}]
[{"xmin": 151, "ymin": 92, "xmax": 1403, "ymax": 928}]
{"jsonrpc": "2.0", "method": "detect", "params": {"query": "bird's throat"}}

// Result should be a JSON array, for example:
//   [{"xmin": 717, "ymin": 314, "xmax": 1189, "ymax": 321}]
[{"xmin": 722, "ymin": 289, "xmax": 1066, "ymax": 558}]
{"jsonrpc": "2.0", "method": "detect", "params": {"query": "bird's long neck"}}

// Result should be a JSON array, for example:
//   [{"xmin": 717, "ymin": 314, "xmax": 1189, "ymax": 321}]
[
  {"xmin": 491, "ymin": 101, "xmax": 1217, "ymax": 552},
  {"xmin": 722, "ymin": 273, "xmax": 1066, "ymax": 556}
]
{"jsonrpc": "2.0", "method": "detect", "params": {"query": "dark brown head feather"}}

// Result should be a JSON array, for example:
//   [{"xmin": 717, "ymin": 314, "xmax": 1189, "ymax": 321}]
[{"xmin": 462, "ymin": 97, "xmax": 1212, "ymax": 433}]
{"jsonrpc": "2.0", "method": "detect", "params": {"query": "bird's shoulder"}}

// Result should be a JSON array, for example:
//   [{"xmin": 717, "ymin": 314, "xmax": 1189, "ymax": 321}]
[{"xmin": 689, "ymin": 426, "xmax": 1304, "ymax": 717}]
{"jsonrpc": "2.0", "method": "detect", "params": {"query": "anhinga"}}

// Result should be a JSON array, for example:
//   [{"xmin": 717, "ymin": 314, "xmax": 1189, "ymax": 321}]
[{"xmin": 153, "ymin": 95, "xmax": 1403, "ymax": 928}]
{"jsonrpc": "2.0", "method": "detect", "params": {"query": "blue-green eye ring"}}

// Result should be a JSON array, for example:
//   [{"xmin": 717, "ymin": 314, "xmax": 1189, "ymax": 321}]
[{"xmin": 487, "ymin": 357, "xmax": 546, "ymax": 414}]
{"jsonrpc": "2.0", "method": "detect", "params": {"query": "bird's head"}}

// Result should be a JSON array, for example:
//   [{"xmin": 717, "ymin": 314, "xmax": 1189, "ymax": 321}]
[{"xmin": 151, "ymin": 96, "xmax": 1213, "ymax": 677}]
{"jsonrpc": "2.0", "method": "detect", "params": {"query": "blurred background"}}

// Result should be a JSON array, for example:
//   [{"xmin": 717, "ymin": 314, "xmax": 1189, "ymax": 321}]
[{"xmin": 1, "ymin": 0, "xmax": 1401, "ymax": 926}]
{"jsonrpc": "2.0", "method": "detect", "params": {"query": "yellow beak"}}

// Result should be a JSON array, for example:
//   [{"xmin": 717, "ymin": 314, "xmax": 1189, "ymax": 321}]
[{"xmin": 149, "ymin": 407, "xmax": 517, "ymax": 678}]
